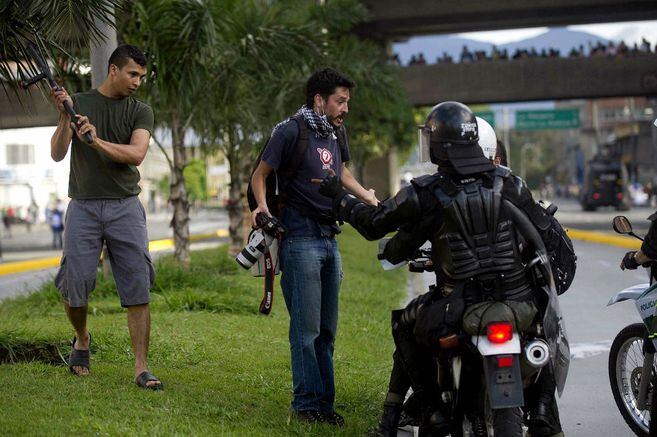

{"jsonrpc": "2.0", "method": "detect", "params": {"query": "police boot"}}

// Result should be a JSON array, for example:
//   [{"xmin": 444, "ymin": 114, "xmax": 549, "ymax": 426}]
[
  {"xmin": 418, "ymin": 412, "xmax": 450, "ymax": 437},
  {"xmin": 369, "ymin": 401, "xmax": 402, "ymax": 437},
  {"xmin": 398, "ymin": 390, "xmax": 423, "ymax": 427},
  {"xmin": 528, "ymin": 393, "xmax": 563, "ymax": 437}
]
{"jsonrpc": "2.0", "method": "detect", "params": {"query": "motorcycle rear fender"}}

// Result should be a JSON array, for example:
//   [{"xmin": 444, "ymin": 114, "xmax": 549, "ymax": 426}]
[
  {"xmin": 482, "ymin": 355, "xmax": 524, "ymax": 409},
  {"xmin": 607, "ymin": 283, "xmax": 651, "ymax": 306},
  {"xmin": 472, "ymin": 333, "xmax": 521, "ymax": 356}
]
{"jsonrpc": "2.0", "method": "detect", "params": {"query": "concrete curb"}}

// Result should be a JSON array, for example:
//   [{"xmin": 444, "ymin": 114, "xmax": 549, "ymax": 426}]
[
  {"xmin": 0, "ymin": 227, "xmax": 639, "ymax": 276},
  {"xmin": 0, "ymin": 229, "xmax": 229, "ymax": 277},
  {"xmin": 567, "ymin": 228, "xmax": 641, "ymax": 250}
]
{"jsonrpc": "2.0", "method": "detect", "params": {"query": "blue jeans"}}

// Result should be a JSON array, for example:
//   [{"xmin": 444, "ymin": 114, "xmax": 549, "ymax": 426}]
[{"xmin": 280, "ymin": 236, "xmax": 342, "ymax": 413}]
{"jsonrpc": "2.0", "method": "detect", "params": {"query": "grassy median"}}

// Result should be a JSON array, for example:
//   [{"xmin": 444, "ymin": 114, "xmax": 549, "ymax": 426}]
[{"xmin": 0, "ymin": 227, "xmax": 406, "ymax": 436}]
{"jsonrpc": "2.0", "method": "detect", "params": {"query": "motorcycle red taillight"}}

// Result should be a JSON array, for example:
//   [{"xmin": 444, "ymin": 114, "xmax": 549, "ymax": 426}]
[
  {"xmin": 487, "ymin": 322, "xmax": 513, "ymax": 344},
  {"xmin": 497, "ymin": 355, "xmax": 514, "ymax": 368},
  {"xmin": 593, "ymin": 192, "xmax": 600, "ymax": 200}
]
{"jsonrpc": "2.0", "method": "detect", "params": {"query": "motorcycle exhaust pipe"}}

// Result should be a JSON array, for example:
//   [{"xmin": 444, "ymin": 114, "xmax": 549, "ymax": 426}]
[{"xmin": 524, "ymin": 339, "xmax": 550, "ymax": 368}]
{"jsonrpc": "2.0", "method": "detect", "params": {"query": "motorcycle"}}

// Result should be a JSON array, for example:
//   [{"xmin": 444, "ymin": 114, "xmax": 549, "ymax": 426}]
[
  {"xmin": 381, "ymin": 227, "xmax": 570, "ymax": 436},
  {"xmin": 607, "ymin": 215, "xmax": 657, "ymax": 436}
]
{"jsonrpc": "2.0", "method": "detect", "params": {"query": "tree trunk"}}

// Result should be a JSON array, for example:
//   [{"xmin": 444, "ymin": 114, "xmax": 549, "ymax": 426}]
[
  {"xmin": 170, "ymin": 118, "xmax": 191, "ymax": 266},
  {"xmin": 226, "ymin": 147, "xmax": 245, "ymax": 256},
  {"xmin": 353, "ymin": 156, "xmax": 366, "ymax": 183}
]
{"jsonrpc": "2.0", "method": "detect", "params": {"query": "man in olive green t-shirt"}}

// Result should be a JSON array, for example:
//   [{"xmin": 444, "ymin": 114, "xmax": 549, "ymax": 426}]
[{"xmin": 51, "ymin": 44, "xmax": 162, "ymax": 390}]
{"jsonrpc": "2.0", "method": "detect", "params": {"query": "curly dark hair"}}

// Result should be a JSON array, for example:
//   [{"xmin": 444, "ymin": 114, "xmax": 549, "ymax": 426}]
[
  {"xmin": 107, "ymin": 44, "xmax": 148, "ymax": 72},
  {"xmin": 305, "ymin": 67, "xmax": 355, "ymax": 107}
]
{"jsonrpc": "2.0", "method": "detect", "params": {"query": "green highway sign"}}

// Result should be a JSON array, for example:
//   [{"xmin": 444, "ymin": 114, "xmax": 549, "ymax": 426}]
[
  {"xmin": 515, "ymin": 109, "xmax": 580, "ymax": 130},
  {"xmin": 475, "ymin": 110, "xmax": 495, "ymax": 128}
]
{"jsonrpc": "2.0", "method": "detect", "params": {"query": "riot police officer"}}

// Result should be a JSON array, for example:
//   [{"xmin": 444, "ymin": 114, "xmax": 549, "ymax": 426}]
[{"xmin": 315, "ymin": 101, "xmax": 568, "ymax": 436}]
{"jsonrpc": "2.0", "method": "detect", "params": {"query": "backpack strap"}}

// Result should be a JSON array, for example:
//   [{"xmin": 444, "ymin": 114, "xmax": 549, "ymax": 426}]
[
  {"xmin": 278, "ymin": 114, "xmax": 309, "ymax": 183},
  {"xmin": 335, "ymin": 124, "xmax": 347, "ymax": 150}
]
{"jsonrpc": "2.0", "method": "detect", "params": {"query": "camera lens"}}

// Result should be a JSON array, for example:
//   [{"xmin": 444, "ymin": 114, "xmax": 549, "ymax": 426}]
[{"xmin": 235, "ymin": 231, "xmax": 267, "ymax": 269}]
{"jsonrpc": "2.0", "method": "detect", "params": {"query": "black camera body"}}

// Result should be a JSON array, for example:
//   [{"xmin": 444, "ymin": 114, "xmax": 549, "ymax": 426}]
[{"xmin": 256, "ymin": 213, "xmax": 285, "ymax": 238}]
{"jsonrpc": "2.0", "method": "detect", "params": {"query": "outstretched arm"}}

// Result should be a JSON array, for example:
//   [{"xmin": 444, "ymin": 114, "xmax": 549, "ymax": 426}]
[
  {"xmin": 314, "ymin": 172, "xmax": 421, "ymax": 240},
  {"xmin": 341, "ymin": 165, "xmax": 378, "ymax": 206}
]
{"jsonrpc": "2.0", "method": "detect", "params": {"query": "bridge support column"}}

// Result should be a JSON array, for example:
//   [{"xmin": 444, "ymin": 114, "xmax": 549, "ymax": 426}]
[{"xmin": 363, "ymin": 147, "xmax": 399, "ymax": 200}]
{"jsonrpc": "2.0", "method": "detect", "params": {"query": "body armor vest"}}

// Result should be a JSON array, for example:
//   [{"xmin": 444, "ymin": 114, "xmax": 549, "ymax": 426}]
[{"xmin": 431, "ymin": 174, "xmax": 530, "ymax": 300}]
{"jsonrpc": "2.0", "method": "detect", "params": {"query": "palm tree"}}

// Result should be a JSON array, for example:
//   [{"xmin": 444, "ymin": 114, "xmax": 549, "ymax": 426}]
[
  {"xmin": 312, "ymin": 1, "xmax": 415, "ymax": 181},
  {"xmin": 0, "ymin": 0, "xmax": 123, "ymax": 96},
  {"xmin": 195, "ymin": 0, "xmax": 321, "ymax": 253},
  {"xmin": 120, "ymin": 0, "xmax": 225, "ymax": 266}
]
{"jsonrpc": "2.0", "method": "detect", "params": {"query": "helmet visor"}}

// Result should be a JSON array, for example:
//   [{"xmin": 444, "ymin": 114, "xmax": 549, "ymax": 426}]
[{"xmin": 418, "ymin": 125, "xmax": 432, "ymax": 163}]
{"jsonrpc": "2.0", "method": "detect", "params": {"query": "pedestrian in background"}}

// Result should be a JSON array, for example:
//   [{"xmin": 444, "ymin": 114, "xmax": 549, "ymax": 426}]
[
  {"xmin": 2, "ymin": 207, "xmax": 13, "ymax": 238},
  {"xmin": 49, "ymin": 199, "xmax": 65, "ymax": 249}
]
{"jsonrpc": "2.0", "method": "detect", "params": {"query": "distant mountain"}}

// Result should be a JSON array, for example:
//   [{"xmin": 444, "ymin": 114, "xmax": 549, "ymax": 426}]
[
  {"xmin": 393, "ymin": 27, "xmax": 611, "ymax": 65},
  {"xmin": 393, "ymin": 35, "xmax": 491, "ymax": 65},
  {"xmin": 499, "ymin": 27, "xmax": 610, "ymax": 56}
]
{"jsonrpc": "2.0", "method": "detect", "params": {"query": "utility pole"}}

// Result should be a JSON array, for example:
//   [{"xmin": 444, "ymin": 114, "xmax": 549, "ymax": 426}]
[
  {"xmin": 90, "ymin": 9, "xmax": 117, "ymax": 277},
  {"xmin": 90, "ymin": 11, "xmax": 117, "ymax": 88}
]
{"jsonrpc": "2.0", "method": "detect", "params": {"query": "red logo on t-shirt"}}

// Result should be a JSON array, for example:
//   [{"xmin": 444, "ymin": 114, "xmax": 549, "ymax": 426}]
[{"xmin": 316, "ymin": 148, "xmax": 334, "ymax": 169}]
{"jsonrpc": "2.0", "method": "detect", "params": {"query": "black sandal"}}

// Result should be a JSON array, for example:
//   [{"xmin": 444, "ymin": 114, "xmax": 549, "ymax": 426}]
[
  {"xmin": 135, "ymin": 371, "xmax": 164, "ymax": 391},
  {"xmin": 68, "ymin": 333, "xmax": 91, "ymax": 376}
]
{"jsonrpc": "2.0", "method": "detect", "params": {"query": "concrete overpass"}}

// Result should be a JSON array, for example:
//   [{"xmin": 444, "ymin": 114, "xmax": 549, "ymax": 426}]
[
  {"xmin": 0, "ymin": 89, "xmax": 58, "ymax": 130},
  {"xmin": 400, "ymin": 54, "xmax": 657, "ymax": 106},
  {"xmin": 358, "ymin": 0, "xmax": 657, "ymax": 39}
]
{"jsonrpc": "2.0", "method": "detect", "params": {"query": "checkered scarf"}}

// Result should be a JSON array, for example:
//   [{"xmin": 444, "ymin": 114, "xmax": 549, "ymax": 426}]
[{"xmin": 273, "ymin": 105, "xmax": 335, "ymax": 139}]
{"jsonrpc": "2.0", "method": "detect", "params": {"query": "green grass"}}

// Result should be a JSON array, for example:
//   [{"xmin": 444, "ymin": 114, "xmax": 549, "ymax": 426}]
[{"xmin": 0, "ymin": 228, "xmax": 406, "ymax": 436}]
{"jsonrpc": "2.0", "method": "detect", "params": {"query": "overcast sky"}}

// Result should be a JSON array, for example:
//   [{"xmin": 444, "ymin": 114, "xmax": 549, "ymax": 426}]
[{"xmin": 457, "ymin": 20, "xmax": 657, "ymax": 45}]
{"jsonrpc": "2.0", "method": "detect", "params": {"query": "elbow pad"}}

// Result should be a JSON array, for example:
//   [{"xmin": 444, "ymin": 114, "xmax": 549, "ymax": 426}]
[
  {"xmin": 371, "ymin": 185, "xmax": 422, "ymax": 230},
  {"xmin": 507, "ymin": 176, "xmax": 551, "ymax": 231}
]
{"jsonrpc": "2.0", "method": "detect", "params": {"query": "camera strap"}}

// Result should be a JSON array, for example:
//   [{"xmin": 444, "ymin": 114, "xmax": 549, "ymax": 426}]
[{"xmin": 258, "ymin": 240, "xmax": 279, "ymax": 315}]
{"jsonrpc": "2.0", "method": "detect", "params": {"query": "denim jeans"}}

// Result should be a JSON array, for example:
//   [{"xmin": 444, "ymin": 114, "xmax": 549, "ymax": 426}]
[{"xmin": 280, "ymin": 236, "xmax": 342, "ymax": 413}]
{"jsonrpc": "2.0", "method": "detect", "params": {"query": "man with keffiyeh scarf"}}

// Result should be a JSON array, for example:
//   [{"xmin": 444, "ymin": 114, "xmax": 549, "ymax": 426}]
[{"xmin": 250, "ymin": 68, "xmax": 378, "ymax": 426}]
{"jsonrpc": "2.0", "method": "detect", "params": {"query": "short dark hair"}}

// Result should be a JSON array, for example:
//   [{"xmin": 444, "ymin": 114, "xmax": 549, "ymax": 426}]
[
  {"xmin": 495, "ymin": 140, "xmax": 508, "ymax": 166},
  {"xmin": 305, "ymin": 68, "xmax": 355, "ymax": 107},
  {"xmin": 107, "ymin": 44, "xmax": 147, "ymax": 73}
]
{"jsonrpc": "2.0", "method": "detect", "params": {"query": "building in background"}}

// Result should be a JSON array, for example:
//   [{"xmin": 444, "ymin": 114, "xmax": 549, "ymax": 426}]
[{"xmin": 0, "ymin": 126, "xmax": 174, "ymax": 221}]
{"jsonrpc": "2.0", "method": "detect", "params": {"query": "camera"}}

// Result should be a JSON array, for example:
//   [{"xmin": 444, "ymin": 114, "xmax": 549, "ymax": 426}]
[{"xmin": 235, "ymin": 213, "xmax": 286, "ymax": 270}]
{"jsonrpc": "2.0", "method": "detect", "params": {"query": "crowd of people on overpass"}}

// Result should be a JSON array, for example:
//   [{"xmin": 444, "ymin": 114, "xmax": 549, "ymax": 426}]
[{"xmin": 395, "ymin": 37, "xmax": 656, "ymax": 67}]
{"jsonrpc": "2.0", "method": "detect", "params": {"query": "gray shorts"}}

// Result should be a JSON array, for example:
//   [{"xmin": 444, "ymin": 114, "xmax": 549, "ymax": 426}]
[{"xmin": 55, "ymin": 196, "xmax": 155, "ymax": 307}]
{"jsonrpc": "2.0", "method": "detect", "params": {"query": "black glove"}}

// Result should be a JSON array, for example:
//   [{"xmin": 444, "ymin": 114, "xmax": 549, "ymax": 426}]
[
  {"xmin": 621, "ymin": 251, "xmax": 640, "ymax": 270},
  {"xmin": 317, "ymin": 174, "xmax": 343, "ymax": 198}
]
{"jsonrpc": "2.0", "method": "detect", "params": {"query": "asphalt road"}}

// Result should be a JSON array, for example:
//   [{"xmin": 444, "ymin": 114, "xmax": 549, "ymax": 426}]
[{"xmin": 558, "ymin": 239, "xmax": 643, "ymax": 436}]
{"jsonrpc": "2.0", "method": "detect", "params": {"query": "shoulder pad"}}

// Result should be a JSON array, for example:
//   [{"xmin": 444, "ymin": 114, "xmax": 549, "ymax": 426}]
[
  {"xmin": 510, "ymin": 174, "xmax": 527, "ymax": 196},
  {"xmin": 494, "ymin": 165, "xmax": 512, "ymax": 178},
  {"xmin": 411, "ymin": 173, "xmax": 442, "ymax": 189},
  {"xmin": 648, "ymin": 212, "xmax": 657, "ymax": 222}
]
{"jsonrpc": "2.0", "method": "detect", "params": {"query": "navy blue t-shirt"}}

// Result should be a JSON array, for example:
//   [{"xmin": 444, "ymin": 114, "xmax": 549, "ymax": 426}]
[{"xmin": 261, "ymin": 118, "xmax": 350, "ymax": 237}]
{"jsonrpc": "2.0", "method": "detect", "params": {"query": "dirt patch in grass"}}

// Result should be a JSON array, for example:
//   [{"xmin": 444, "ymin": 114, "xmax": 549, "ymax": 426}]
[{"xmin": 0, "ymin": 339, "xmax": 68, "ymax": 366}]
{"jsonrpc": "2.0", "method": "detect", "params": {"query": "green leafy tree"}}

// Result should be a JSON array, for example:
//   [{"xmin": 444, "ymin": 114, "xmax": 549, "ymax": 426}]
[
  {"xmin": 119, "ymin": 0, "xmax": 225, "ymax": 265},
  {"xmin": 309, "ymin": 0, "xmax": 415, "ymax": 180},
  {"xmin": 184, "ymin": 159, "xmax": 207, "ymax": 203},
  {"xmin": 193, "ymin": 0, "xmax": 321, "ymax": 253},
  {"xmin": 0, "ymin": 0, "xmax": 122, "ymax": 96}
]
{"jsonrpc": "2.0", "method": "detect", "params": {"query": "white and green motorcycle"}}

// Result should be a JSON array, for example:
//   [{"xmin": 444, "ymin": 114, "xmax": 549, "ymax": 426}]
[{"xmin": 608, "ymin": 215, "xmax": 657, "ymax": 436}]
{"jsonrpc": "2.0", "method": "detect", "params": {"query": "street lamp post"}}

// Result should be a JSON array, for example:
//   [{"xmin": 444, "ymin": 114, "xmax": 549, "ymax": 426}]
[{"xmin": 520, "ymin": 142, "xmax": 536, "ymax": 182}]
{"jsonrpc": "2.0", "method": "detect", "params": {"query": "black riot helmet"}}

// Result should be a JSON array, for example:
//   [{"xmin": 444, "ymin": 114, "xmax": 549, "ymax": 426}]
[{"xmin": 418, "ymin": 101, "xmax": 495, "ymax": 175}]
